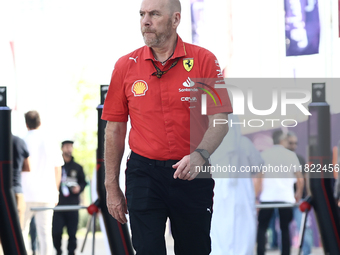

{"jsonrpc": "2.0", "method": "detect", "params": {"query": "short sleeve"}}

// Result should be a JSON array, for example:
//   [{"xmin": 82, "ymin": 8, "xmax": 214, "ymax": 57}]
[
  {"xmin": 102, "ymin": 60, "xmax": 129, "ymax": 122},
  {"xmin": 199, "ymin": 49, "xmax": 233, "ymax": 116},
  {"xmin": 20, "ymin": 139, "xmax": 29, "ymax": 159}
]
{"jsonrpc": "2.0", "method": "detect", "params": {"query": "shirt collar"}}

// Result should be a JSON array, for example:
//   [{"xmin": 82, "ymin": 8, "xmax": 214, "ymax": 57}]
[{"xmin": 143, "ymin": 35, "xmax": 186, "ymax": 61}]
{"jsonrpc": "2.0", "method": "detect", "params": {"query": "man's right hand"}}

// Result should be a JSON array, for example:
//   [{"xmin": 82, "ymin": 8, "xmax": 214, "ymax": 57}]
[
  {"xmin": 294, "ymin": 192, "xmax": 302, "ymax": 203},
  {"xmin": 106, "ymin": 186, "xmax": 128, "ymax": 224}
]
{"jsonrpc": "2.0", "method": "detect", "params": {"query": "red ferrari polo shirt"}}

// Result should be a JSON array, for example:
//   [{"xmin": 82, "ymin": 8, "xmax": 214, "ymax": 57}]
[{"xmin": 102, "ymin": 35, "xmax": 233, "ymax": 161}]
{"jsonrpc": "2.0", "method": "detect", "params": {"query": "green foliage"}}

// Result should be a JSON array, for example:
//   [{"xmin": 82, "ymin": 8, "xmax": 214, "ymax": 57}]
[{"xmin": 72, "ymin": 79, "xmax": 99, "ymax": 179}]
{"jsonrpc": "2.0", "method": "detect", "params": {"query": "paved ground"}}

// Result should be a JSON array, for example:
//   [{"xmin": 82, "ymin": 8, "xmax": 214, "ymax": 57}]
[
  {"xmin": 67, "ymin": 231, "xmax": 324, "ymax": 255},
  {"xmin": 21, "ymin": 229, "xmax": 323, "ymax": 255}
]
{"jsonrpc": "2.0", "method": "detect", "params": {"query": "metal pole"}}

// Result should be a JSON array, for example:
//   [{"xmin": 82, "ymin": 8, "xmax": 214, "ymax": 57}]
[
  {"xmin": 0, "ymin": 87, "xmax": 27, "ymax": 255},
  {"xmin": 255, "ymin": 203, "xmax": 297, "ymax": 209},
  {"xmin": 81, "ymin": 213, "xmax": 93, "ymax": 253},
  {"xmin": 297, "ymin": 210, "xmax": 309, "ymax": 255},
  {"xmin": 96, "ymin": 85, "xmax": 134, "ymax": 255},
  {"xmin": 31, "ymin": 205, "xmax": 87, "ymax": 211},
  {"xmin": 92, "ymin": 212, "xmax": 96, "ymax": 255},
  {"xmin": 308, "ymin": 83, "xmax": 340, "ymax": 254}
]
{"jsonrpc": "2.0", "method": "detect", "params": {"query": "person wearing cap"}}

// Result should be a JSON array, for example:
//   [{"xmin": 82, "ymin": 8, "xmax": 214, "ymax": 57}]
[
  {"xmin": 52, "ymin": 140, "xmax": 87, "ymax": 255},
  {"xmin": 102, "ymin": 0, "xmax": 233, "ymax": 254}
]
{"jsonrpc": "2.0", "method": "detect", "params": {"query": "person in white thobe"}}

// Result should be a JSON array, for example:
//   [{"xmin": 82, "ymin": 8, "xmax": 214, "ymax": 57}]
[{"xmin": 210, "ymin": 114, "xmax": 264, "ymax": 255}]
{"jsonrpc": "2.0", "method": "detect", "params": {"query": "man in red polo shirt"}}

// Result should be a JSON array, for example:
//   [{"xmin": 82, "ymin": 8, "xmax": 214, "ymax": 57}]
[{"xmin": 102, "ymin": 0, "xmax": 233, "ymax": 254}]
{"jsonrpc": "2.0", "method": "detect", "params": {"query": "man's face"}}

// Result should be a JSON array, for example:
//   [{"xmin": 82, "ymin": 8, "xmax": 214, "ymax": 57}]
[
  {"xmin": 62, "ymin": 143, "xmax": 73, "ymax": 158},
  {"xmin": 140, "ymin": 0, "xmax": 173, "ymax": 48},
  {"xmin": 287, "ymin": 136, "xmax": 298, "ymax": 151}
]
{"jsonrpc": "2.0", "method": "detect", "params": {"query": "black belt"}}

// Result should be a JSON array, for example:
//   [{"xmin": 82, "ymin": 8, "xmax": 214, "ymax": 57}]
[
  {"xmin": 129, "ymin": 151, "xmax": 211, "ymax": 178},
  {"xmin": 130, "ymin": 151, "xmax": 179, "ymax": 168}
]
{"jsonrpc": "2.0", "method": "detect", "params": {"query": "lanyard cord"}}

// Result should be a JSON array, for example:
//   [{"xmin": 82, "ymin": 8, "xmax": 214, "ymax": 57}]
[
  {"xmin": 159, "ymin": 51, "xmax": 174, "ymax": 65},
  {"xmin": 151, "ymin": 59, "xmax": 179, "ymax": 79}
]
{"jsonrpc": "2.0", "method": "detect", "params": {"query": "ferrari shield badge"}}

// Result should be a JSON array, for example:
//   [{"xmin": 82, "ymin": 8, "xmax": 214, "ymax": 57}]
[{"xmin": 183, "ymin": 58, "xmax": 194, "ymax": 72}]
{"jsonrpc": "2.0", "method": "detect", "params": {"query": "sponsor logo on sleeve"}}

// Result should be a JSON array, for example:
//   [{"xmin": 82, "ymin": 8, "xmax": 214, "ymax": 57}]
[{"xmin": 215, "ymin": 60, "xmax": 223, "ymax": 78}]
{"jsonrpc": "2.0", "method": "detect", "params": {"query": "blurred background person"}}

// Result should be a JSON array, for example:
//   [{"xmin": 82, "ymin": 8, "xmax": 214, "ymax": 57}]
[
  {"xmin": 52, "ymin": 140, "xmax": 87, "ymax": 255},
  {"xmin": 12, "ymin": 134, "xmax": 30, "ymax": 228},
  {"xmin": 22, "ymin": 110, "xmax": 64, "ymax": 255},
  {"xmin": 29, "ymin": 217, "xmax": 38, "ymax": 255},
  {"xmin": 255, "ymin": 130, "xmax": 304, "ymax": 255},
  {"xmin": 0, "ymin": 135, "xmax": 30, "ymax": 255},
  {"xmin": 286, "ymin": 131, "xmax": 313, "ymax": 255},
  {"xmin": 267, "ymin": 208, "xmax": 279, "ymax": 251},
  {"xmin": 286, "ymin": 131, "xmax": 306, "ymax": 167},
  {"xmin": 210, "ymin": 114, "xmax": 264, "ymax": 255}
]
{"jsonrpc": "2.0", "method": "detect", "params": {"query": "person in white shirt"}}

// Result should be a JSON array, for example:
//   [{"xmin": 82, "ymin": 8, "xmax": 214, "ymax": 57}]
[
  {"xmin": 255, "ymin": 129, "xmax": 304, "ymax": 255},
  {"xmin": 21, "ymin": 111, "xmax": 64, "ymax": 255}
]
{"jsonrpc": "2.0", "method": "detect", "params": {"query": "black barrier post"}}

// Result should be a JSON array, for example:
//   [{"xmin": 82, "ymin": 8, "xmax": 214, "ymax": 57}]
[
  {"xmin": 96, "ymin": 85, "xmax": 134, "ymax": 255},
  {"xmin": 0, "ymin": 87, "xmax": 27, "ymax": 255},
  {"xmin": 308, "ymin": 83, "xmax": 340, "ymax": 254}
]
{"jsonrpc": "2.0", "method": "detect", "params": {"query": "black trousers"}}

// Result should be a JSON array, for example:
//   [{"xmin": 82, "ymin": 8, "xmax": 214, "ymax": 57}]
[
  {"xmin": 126, "ymin": 152, "xmax": 214, "ymax": 255},
  {"xmin": 256, "ymin": 202, "xmax": 293, "ymax": 255},
  {"xmin": 52, "ymin": 211, "xmax": 79, "ymax": 255}
]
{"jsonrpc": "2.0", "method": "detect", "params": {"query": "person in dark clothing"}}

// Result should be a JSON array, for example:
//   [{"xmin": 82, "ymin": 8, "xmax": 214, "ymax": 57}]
[
  {"xmin": 0, "ymin": 135, "xmax": 30, "ymax": 254},
  {"xmin": 287, "ymin": 131, "xmax": 307, "ymax": 196},
  {"xmin": 52, "ymin": 140, "xmax": 87, "ymax": 255},
  {"xmin": 29, "ymin": 217, "xmax": 37, "ymax": 255},
  {"xmin": 286, "ymin": 131, "xmax": 312, "ymax": 255},
  {"xmin": 12, "ymin": 135, "xmax": 30, "ymax": 228}
]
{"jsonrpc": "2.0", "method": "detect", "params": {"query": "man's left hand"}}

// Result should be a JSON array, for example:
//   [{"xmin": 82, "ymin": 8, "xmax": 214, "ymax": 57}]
[
  {"xmin": 71, "ymin": 184, "xmax": 81, "ymax": 194},
  {"xmin": 172, "ymin": 151, "xmax": 205, "ymax": 181}
]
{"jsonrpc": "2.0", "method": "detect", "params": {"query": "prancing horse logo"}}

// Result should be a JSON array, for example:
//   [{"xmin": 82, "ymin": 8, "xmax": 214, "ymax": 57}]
[{"xmin": 183, "ymin": 58, "xmax": 194, "ymax": 72}]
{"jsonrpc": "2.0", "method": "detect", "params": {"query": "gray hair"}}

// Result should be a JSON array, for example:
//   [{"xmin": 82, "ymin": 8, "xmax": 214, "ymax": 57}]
[
  {"xmin": 287, "ymin": 130, "xmax": 297, "ymax": 138},
  {"xmin": 272, "ymin": 129, "xmax": 287, "ymax": 145}
]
